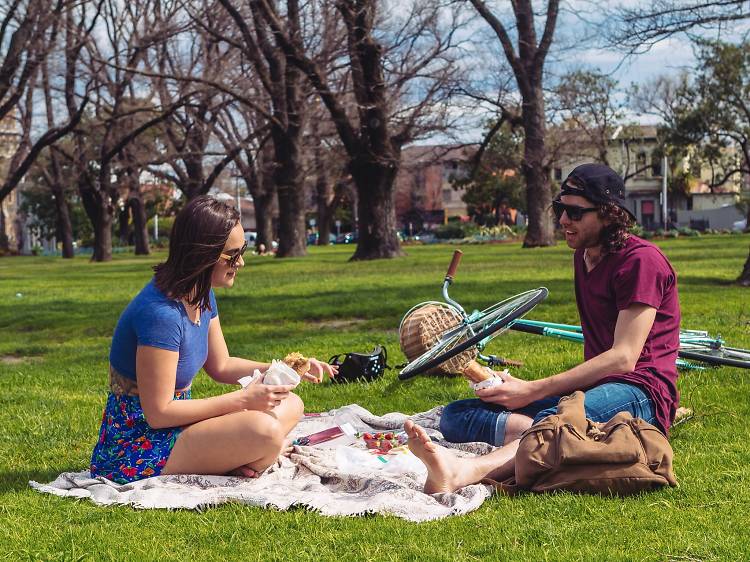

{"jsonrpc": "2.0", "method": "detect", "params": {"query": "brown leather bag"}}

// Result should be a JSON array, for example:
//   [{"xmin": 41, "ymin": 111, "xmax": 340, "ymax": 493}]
[{"xmin": 492, "ymin": 391, "xmax": 677, "ymax": 496}]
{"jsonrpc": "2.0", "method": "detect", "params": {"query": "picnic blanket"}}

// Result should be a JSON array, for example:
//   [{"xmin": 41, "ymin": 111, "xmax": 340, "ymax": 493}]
[{"xmin": 30, "ymin": 404, "xmax": 496, "ymax": 522}]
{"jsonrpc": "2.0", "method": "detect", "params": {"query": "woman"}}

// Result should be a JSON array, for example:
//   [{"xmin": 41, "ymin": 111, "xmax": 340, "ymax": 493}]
[{"xmin": 90, "ymin": 196, "xmax": 336, "ymax": 484}]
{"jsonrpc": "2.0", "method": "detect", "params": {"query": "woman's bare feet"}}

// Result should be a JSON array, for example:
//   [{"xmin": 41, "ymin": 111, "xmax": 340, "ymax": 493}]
[
  {"xmin": 404, "ymin": 420, "xmax": 478, "ymax": 494},
  {"xmin": 281, "ymin": 438, "xmax": 294, "ymax": 457},
  {"xmin": 228, "ymin": 439, "xmax": 293, "ymax": 478}
]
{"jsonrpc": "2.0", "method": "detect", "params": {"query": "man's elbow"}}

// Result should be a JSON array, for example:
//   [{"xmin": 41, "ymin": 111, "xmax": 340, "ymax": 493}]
[{"xmin": 613, "ymin": 349, "xmax": 639, "ymax": 373}]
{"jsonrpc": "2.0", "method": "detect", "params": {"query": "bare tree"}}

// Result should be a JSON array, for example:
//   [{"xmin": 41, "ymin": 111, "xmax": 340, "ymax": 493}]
[
  {"xmin": 549, "ymin": 69, "xmax": 625, "ymax": 167},
  {"xmin": 38, "ymin": 57, "xmax": 75, "ymax": 257},
  {"xmin": 607, "ymin": 0, "xmax": 750, "ymax": 51},
  {"xmin": 213, "ymin": 102, "xmax": 277, "ymax": 251},
  {"xmin": 0, "ymin": 0, "xmax": 97, "ymax": 251},
  {"xmin": 307, "ymin": 109, "xmax": 349, "ymax": 246},
  {"xmin": 256, "ymin": 0, "xmax": 466, "ymax": 260},
  {"xmin": 209, "ymin": 0, "xmax": 314, "ymax": 257},
  {"xmin": 468, "ymin": 0, "xmax": 559, "ymax": 248},
  {"xmin": 148, "ymin": 24, "xmax": 238, "ymax": 202}
]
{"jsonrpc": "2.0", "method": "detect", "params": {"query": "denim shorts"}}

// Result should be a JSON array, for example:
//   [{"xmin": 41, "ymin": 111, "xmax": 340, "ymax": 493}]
[{"xmin": 439, "ymin": 382, "xmax": 655, "ymax": 446}]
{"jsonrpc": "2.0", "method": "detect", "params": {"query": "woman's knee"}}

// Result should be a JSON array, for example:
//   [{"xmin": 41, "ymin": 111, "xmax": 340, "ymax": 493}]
[
  {"xmin": 237, "ymin": 411, "xmax": 285, "ymax": 448},
  {"xmin": 286, "ymin": 392, "xmax": 304, "ymax": 418}
]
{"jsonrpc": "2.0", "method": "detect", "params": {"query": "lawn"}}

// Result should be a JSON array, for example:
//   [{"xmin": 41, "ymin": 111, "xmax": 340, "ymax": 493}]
[{"xmin": 1, "ymin": 235, "xmax": 749, "ymax": 561}]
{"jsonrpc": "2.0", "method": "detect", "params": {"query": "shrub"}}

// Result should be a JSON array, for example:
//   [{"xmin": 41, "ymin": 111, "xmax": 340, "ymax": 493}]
[{"xmin": 435, "ymin": 223, "xmax": 473, "ymax": 239}]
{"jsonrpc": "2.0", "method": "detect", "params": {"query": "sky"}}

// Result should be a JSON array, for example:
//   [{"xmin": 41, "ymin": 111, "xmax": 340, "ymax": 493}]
[{"xmin": 415, "ymin": 1, "xmax": 743, "ymax": 145}]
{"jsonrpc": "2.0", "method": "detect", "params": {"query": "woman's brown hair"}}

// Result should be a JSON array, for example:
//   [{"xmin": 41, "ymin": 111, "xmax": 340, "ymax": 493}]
[{"xmin": 153, "ymin": 196, "xmax": 240, "ymax": 310}]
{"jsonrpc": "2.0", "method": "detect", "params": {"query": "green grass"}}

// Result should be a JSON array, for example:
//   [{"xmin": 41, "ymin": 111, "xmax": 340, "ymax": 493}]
[{"xmin": 1, "ymin": 235, "xmax": 749, "ymax": 561}]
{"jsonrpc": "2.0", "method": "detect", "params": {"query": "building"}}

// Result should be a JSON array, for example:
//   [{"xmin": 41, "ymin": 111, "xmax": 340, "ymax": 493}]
[
  {"xmin": 394, "ymin": 144, "xmax": 475, "ymax": 232},
  {"xmin": 552, "ymin": 124, "xmax": 745, "ymax": 230},
  {"xmin": 0, "ymin": 111, "xmax": 21, "ymax": 251}
]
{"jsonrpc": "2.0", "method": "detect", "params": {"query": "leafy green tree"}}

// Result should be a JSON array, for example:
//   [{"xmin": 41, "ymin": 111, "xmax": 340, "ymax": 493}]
[
  {"xmin": 454, "ymin": 122, "xmax": 525, "ymax": 226},
  {"xmin": 653, "ymin": 41, "xmax": 750, "ymax": 284}
]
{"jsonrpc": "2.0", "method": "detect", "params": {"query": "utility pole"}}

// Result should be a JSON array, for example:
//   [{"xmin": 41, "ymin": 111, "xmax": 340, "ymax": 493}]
[
  {"xmin": 661, "ymin": 155, "xmax": 668, "ymax": 228},
  {"xmin": 235, "ymin": 173, "xmax": 242, "ymax": 225}
]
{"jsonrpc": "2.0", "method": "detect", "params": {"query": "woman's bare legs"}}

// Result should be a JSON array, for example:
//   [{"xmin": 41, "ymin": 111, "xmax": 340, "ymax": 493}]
[
  {"xmin": 405, "ymin": 412, "xmax": 533, "ymax": 494},
  {"xmin": 163, "ymin": 392, "xmax": 303, "ymax": 476}
]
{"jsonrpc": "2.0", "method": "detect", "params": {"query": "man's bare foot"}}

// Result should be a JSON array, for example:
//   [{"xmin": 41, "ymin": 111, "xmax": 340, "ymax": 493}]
[{"xmin": 404, "ymin": 420, "xmax": 476, "ymax": 494}]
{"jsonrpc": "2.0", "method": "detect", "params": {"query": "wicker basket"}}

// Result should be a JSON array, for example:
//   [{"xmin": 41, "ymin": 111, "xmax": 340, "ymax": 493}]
[{"xmin": 399, "ymin": 303, "xmax": 477, "ymax": 375}]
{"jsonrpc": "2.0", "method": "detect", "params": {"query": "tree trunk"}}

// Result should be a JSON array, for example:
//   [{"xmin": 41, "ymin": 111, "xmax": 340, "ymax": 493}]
[
  {"xmin": 521, "ymin": 92, "xmax": 555, "ymax": 247},
  {"xmin": 124, "ymin": 167, "xmax": 150, "ymax": 256},
  {"xmin": 118, "ymin": 205, "xmax": 129, "ymax": 246},
  {"xmin": 183, "ymin": 156, "xmax": 205, "ymax": 200},
  {"xmin": 79, "ymin": 171, "xmax": 115, "ymax": 262},
  {"xmin": 129, "ymin": 192, "xmax": 151, "ymax": 255},
  {"xmin": 317, "ymin": 180, "xmax": 334, "ymax": 246},
  {"xmin": 253, "ymin": 190, "xmax": 275, "ymax": 252},
  {"xmin": 349, "ymin": 156, "xmax": 404, "ymax": 260},
  {"xmin": 51, "ymin": 186, "xmax": 75, "ymax": 258},
  {"xmin": 0, "ymin": 205, "xmax": 8, "ymax": 252},
  {"xmin": 89, "ymin": 195, "xmax": 114, "ymax": 262},
  {"xmin": 273, "ymin": 131, "xmax": 307, "ymax": 258},
  {"xmin": 738, "ymin": 246, "xmax": 750, "ymax": 287}
]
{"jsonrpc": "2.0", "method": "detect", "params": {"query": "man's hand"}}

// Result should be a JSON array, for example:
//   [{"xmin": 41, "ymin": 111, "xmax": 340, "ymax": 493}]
[
  {"xmin": 474, "ymin": 371, "xmax": 541, "ymax": 410},
  {"xmin": 301, "ymin": 357, "xmax": 338, "ymax": 384}
]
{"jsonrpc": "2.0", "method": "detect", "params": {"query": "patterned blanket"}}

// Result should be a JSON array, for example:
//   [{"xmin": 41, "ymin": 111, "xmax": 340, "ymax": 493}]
[{"xmin": 30, "ymin": 404, "xmax": 496, "ymax": 522}]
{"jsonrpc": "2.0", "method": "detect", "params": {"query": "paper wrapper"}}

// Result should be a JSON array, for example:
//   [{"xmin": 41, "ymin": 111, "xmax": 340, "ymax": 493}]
[{"xmin": 238, "ymin": 360, "xmax": 301, "ymax": 388}]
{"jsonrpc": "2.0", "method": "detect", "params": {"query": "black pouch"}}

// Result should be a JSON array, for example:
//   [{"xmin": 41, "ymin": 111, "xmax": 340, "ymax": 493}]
[{"xmin": 328, "ymin": 346, "xmax": 388, "ymax": 383}]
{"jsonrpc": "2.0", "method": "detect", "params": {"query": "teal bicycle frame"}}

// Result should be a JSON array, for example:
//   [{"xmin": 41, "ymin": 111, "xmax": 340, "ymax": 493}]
[{"xmin": 509, "ymin": 319, "xmax": 733, "ymax": 370}]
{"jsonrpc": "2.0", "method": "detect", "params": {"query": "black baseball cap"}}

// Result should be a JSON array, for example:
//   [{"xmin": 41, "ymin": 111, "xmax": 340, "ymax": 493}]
[{"xmin": 559, "ymin": 163, "xmax": 636, "ymax": 221}]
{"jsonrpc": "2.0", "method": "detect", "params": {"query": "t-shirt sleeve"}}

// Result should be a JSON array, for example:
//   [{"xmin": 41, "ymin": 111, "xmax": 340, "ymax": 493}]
[
  {"xmin": 209, "ymin": 289, "xmax": 218, "ymax": 319},
  {"xmin": 134, "ymin": 303, "xmax": 182, "ymax": 351},
  {"xmin": 613, "ymin": 250, "xmax": 672, "ymax": 311}
]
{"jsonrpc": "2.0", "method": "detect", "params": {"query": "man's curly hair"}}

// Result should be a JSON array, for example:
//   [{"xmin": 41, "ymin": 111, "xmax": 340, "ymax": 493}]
[{"xmin": 598, "ymin": 203, "xmax": 635, "ymax": 253}]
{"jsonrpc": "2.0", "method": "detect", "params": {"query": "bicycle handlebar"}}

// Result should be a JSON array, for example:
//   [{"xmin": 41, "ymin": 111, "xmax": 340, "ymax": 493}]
[{"xmin": 445, "ymin": 250, "xmax": 463, "ymax": 281}]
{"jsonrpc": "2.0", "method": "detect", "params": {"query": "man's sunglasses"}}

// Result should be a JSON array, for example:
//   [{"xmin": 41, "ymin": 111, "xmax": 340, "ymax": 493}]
[
  {"xmin": 219, "ymin": 240, "xmax": 248, "ymax": 268},
  {"xmin": 551, "ymin": 200, "xmax": 598, "ymax": 222}
]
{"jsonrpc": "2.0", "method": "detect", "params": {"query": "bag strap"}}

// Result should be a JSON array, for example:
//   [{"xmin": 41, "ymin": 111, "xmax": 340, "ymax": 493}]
[{"xmin": 481, "ymin": 477, "xmax": 520, "ymax": 496}]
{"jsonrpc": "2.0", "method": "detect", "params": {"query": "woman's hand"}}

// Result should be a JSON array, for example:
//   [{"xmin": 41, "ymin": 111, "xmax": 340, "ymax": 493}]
[
  {"xmin": 300, "ymin": 358, "xmax": 338, "ymax": 384},
  {"xmin": 474, "ymin": 371, "xmax": 542, "ymax": 410},
  {"xmin": 240, "ymin": 377, "xmax": 295, "ymax": 410}
]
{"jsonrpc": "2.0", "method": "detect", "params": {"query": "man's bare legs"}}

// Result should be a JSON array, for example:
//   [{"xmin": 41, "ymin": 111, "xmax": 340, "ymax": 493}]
[{"xmin": 405, "ymin": 412, "xmax": 533, "ymax": 494}]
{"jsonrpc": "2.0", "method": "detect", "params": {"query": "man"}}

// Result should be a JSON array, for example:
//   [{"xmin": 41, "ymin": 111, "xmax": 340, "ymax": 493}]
[{"xmin": 405, "ymin": 163, "xmax": 681, "ymax": 494}]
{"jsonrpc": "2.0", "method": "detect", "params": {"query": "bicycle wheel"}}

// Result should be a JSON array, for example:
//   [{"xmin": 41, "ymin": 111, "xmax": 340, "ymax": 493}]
[
  {"xmin": 678, "ymin": 346, "xmax": 750, "ymax": 369},
  {"xmin": 398, "ymin": 321, "xmax": 473, "ymax": 379},
  {"xmin": 399, "ymin": 287, "xmax": 548, "ymax": 380}
]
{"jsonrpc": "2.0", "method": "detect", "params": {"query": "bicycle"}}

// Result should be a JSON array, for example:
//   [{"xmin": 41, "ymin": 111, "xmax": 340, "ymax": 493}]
[
  {"xmin": 398, "ymin": 250, "xmax": 548, "ymax": 380},
  {"xmin": 510, "ymin": 320, "xmax": 750, "ymax": 370}
]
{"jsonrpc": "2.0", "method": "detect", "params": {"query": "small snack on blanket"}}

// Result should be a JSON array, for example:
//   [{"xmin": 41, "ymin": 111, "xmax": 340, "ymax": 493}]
[
  {"xmin": 359, "ymin": 431, "xmax": 408, "ymax": 453},
  {"xmin": 283, "ymin": 352, "xmax": 311, "ymax": 376}
]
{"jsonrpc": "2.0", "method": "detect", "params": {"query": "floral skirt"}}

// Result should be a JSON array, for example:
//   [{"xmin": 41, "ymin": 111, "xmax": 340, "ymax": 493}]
[{"xmin": 90, "ymin": 389, "xmax": 190, "ymax": 484}]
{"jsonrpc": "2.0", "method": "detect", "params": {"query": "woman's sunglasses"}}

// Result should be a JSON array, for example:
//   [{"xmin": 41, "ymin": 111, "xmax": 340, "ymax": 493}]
[
  {"xmin": 551, "ymin": 200, "xmax": 598, "ymax": 222},
  {"xmin": 219, "ymin": 240, "xmax": 248, "ymax": 268}
]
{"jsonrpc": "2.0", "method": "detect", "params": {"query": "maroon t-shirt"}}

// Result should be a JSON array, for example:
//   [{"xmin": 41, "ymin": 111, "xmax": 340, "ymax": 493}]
[{"xmin": 574, "ymin": 235, "xmax": 681, "ymax": 433}]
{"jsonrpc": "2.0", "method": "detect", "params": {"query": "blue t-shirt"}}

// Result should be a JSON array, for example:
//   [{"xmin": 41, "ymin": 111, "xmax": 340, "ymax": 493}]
[{"xmin": 109, "ymin": 279, "xmax": 218, "ymax": 389}]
